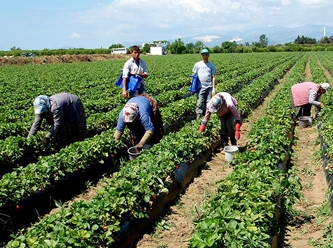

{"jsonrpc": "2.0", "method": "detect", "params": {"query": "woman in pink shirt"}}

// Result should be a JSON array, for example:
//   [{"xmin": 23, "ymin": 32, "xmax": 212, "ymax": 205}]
[{"xmin": 291, "ymin": 82, "xmax": 330, "ymax": 118}]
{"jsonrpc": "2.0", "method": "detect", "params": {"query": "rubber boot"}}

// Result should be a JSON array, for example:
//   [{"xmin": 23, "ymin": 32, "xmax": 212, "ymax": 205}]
[
  {"xmin": 230, "ymin": 137, "xmax": 237, "ymax": 146},
  {"xmin": 220, "ymin": 135, "xmax": 228, "ymax": 148}
]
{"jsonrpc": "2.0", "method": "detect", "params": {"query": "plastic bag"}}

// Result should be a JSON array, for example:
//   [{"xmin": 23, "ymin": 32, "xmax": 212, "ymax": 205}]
[
  {"xmin": 188, "ymin": 75, "xmax": 200, "ymax": 93},
  {"xmin": 115, "ymin": 73, "xmax": 143, "ymax": 94}
]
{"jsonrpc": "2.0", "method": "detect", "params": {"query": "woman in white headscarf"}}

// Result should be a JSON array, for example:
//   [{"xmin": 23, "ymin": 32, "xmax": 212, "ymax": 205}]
[
  {"xmin": 114, "ymin": 94, "xmax": 164, "ymax": 149},
  {"xmin": 28, "ymin": 93, "xmax": 87, "ymax": 146}
]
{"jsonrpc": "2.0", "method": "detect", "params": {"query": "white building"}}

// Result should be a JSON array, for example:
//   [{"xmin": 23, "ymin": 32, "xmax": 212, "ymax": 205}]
[{"xmin": 150, "ymin": 46, "xmax": 165, "ymax": 55}]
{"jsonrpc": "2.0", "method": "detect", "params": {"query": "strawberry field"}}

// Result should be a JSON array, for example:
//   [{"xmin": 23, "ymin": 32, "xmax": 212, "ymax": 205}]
[{"xmin": 1, "ymin": 52, "xmax": 333, "ymax": 247}]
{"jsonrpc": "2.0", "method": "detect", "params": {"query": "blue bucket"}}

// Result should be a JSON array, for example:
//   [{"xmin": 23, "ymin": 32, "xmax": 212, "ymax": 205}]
[{"xmin": 188, "ymin": 75, "xmax": 200, "ymax": 93}]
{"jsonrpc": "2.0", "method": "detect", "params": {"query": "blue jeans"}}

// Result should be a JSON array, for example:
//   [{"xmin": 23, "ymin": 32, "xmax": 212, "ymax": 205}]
[{"xmin": 196, "ymin": 87, "xmax": 212, "ymax": 115}]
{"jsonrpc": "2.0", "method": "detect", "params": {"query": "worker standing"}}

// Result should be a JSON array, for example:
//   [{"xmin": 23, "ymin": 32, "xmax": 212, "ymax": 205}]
[
  {"xmin": 192, "ymin": 48, "xmax": 216, "ymax": 120},
  {"xmin": 121, "ymin": 45, "xmax": 149, "ymax": 98}
]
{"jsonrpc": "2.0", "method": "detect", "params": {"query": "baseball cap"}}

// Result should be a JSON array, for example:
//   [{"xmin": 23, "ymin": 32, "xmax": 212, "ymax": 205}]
[
  {"xmin": 33, "ymin": 95, "xmax": 50, "ymax": 114},
  {"xmin": 123, "ymin": 103, "xmax": 139, "ymax": 123},
  {"xmin": 208, "ymin": 95, "xmax": 224, "ymax": 113},
  {"xmin": 200, "ymin": 48, "xmax": 209, "ymax": 54},
  {"xmin": 320, "ymin": 82, "xmax": 330, "ymax": 93}
]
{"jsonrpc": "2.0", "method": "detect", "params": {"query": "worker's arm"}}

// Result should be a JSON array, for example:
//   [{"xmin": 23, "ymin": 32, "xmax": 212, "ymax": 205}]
[
  {"xmin": 114, "ymin": 130, "xmax": 123, "ymax": 140},
  {"xmin": 137, "ymin": 130, "xmax": 153, "ymax": 149}
]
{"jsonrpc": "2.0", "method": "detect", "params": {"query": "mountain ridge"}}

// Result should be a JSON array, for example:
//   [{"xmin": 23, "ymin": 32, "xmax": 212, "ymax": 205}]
[{"xmin": 123, "ymin": 24, "xmax": 333, "ymax": 48}]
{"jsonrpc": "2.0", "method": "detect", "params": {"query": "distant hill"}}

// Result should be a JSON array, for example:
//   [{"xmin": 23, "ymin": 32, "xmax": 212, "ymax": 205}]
[
  {"xmin": 184, "ymin": 24, "xmax": 333, "ymax": 46},
  {"xmin": 124, "ymin": 24, "xmax": 333, "ymax": 48}
]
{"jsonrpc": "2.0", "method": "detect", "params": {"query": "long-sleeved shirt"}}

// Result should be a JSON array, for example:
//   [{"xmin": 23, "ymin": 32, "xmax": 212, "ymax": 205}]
[
  {"xmin": 201, "ymin": 92, "xmax": 240, "ymax": 125},
  {"xmin": 28, "ymin": 93, "xmax": 82, "ymax": 138},
  {"xmin": 116, "ymin": 96, "xmax": 154, "ymax": 133},
  {"xmin": 291, "ymin": 82, "xmax": 321, "ymax": 107}
]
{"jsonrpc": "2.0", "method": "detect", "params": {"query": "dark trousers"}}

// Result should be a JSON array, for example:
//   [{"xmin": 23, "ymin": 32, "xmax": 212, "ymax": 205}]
[{"xmin": 296, "ymin": 104, "xmax": 311, "ymax": 118}]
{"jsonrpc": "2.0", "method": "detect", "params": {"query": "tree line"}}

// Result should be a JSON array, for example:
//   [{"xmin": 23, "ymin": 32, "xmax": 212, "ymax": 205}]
[{"xmin": 3, "ymin": 34, "xmax": 333, "ymax": 57}]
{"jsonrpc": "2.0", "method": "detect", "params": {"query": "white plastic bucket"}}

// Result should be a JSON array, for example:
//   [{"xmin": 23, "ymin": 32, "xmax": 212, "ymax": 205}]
[
  {"xmin": 298, "ymin": 116, "xmax": 312, "ymax": 128},
  {"xmin": 127, "ymin": 146, "xmax": 141, "ymax": 160},
  {"xmin": 223, "ymin": 146, "xmax": 239, "ymax": 162}
]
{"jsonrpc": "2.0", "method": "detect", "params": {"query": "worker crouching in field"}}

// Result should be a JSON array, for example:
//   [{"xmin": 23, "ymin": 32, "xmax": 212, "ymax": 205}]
[
  {"xmin": 114, "ymin": 94, "xmax": 164, "ymax": 149},
  {"xmin": 291, "ymin": 82, "xmax": 330, "ymax": 118},
  {"xmin": 28, "ymin": 93, "xmax": 87, "ymax": 146},
  {"xmin": 198, "ymin": 92, "xmax": 241, "ymax": 148}
]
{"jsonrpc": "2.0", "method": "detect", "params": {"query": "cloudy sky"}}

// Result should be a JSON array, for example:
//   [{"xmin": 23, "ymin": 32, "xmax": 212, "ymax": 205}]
[{"xmin": 0, "ymin": 0, "xmax": 332, "ymax": 50}]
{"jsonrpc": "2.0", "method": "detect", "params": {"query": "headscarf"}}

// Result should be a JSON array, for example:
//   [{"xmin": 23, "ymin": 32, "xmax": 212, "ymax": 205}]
[
  {"xmin": 123, "ymin": 103, "xmax": 138, "ymax": 123},
  {"xmin": 33, "ymin": 95, "xmax": 50, "ymax": 114}
]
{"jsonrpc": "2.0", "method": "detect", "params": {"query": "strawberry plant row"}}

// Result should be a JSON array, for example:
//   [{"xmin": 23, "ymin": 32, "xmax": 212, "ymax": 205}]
[
  {"xmin": 0, "ymin": 53, "xmax": 301, "ymax": 180},
  {"xmin": 0, "ymin": 53, "xmax": 303, "ymax": 209},
  {"xmin": 1, "ymin": 55, "xmax": 300, "ymax": 247},
  {"xmin": 0, "ymin": 53, "xmax": 296, "ymax": 122},
  {"xmin": 190, "ymin": 53, "xmax": 309, "ymax": 248},
  {"xmin": 0, "ymin": 53, "xmax": 297, "ymax": 140},
  {"xmin": 308, "ymin": 52, "xmax": 333, "ymax": 214},
  {"xmin": 0, "ymin": 52, "xmax": 297, "ymax": 175}
]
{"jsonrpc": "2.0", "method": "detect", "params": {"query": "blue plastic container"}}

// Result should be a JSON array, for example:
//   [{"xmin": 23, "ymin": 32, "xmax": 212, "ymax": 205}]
[
  {"xmin": 115, "ymin": 73, "xmax": 123, "ymax": 88},
  {"xmin": 115, "ymin": 73, "xmax": 143, "ymax": 94},
  {"xmin": 127, "ymin": 75, "xmax": 142, "ymax": 94},
  {"xmin": 188, "ymin": 75, "xmax": 200, "ymax": 93}
]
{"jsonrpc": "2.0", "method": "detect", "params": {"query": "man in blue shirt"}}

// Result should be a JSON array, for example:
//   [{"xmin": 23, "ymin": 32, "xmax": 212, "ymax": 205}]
[{"xmin": 114, "ymin": 94, "xmax": 164, "ymax": 149}]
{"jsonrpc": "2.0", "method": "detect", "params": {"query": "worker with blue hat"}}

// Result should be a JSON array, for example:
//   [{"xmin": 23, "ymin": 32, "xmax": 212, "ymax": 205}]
[{"xmin": 28, "ymin": 93, "xmax": 87, "ymax": 146}]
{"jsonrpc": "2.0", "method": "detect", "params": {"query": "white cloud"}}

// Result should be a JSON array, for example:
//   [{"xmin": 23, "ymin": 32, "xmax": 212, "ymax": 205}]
[
  {"xmin": 229, "ymin": 37, "xmax": 243, "ymax": 42},
  {"xmin": 68, "ymin": 1, "xmax": 331, "ymax": 47},
  {"xmin": 193, "ymin": 35, "xmax": 221, "ymax": 42},
  {"xmin": 296, "ymin": 0, "xmax": 327, "ymax": 4},
  {"xmin": 68, "ymin": 32, "xmax": 82, "ymax": 39}
]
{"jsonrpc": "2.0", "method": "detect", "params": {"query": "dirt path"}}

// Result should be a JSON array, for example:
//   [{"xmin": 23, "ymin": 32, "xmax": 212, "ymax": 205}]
[
  {"xmin": 136, "ymin": 81, "xmax": 284, "ymax": 248},
  {"xmin": 280, "ymin": 56, "xmax": 333, "ymax": 247},
  {"xmin": 281, "ymin": 124, "xmax": 331, "ymax": 247}
]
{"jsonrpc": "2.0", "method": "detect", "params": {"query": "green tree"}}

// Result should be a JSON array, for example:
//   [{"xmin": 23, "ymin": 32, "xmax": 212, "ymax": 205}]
[
  {"xmin": 194, "ymin": 41, "xmax": 205, "ymax": 53},
  {"xmin": 259, "ymin": 34, "xmax": 268, "ymax": 47},
  {"xmin": 211, "ymin": 45, "xmax": 221, "ymax": 53},
  {"xmin": 294, "ymin": 35, "xmax": 317, "ymax": 44},
  {"xmin": 185, "ymin": 42, "xmax": 195, "ymax": 54},
  {"xmin": 142, "ymin": 43, "xmax": 151, "ymax": 53},
  {"xmin": 10, "ymin": 46, "xmax": 21, "ymax": 51},
  {"xmin": 328, "ymin": 36, "xmax": 333, "ymax": 43},
  {"xmin": 108, "ymin": 43, "xmax": 124, "ymax": 49},
  {"xmin": 319, "ymin": 36, "xmax": 329, "ymax": 44},
  {"xmin": 169, "ymin": 38, "xmax": 186, "ymax": 54},
  {"xmin": 221, "ymin": 41, "xmax": 237, "ymax": 52}
]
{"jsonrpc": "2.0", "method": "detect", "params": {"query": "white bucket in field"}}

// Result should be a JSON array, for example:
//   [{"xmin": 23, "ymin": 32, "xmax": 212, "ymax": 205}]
[
  {"xmin": 223, "ymin": 146, "xmax": 239, "ymax": 162},
  {"xmin": 298, "ymin": 116, "xmax": 312, "ymax": 128},
  {"xmin": 127, "ymin": 146, "xmax": 141, "ymax": 160}
]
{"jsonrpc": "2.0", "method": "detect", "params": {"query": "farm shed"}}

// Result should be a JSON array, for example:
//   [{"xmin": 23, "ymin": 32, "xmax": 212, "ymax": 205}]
[{"xmin": 150, "ymin": 46, "xmax": 165, "ymax": 55}]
